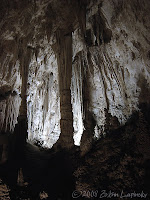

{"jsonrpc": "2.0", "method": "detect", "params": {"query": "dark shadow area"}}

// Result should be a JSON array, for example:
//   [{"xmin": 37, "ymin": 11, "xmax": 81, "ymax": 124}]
[
  {"xmin": 0, "ymin": 143, "xmax": 76, "ymax": 200},
  {"xmin": 0, "ymin": 104, "xmax": 150, "ymax": 200}
]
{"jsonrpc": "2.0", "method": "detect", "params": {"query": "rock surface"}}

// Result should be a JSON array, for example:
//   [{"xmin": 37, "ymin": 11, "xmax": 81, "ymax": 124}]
[
  {"xmin": 0, "ymin": 0, "xmax": 150, "ymax": 150},
  {"xmin": 74, "ymin": 106, "xmax": 150, "ymax": 199}
]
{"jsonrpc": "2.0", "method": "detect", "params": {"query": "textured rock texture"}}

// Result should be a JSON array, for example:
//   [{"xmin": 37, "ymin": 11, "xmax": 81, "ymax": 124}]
[
  {"xmin": 0, "ymin": 179, "xmax": 10, "ymax": 200},
  {"xmin": 74, "ymin": 106, "xmax": 150, "ymax": 199},
  {"xmin": 0, "ymin": 0, "xmax": 150, "ymax": 151}
]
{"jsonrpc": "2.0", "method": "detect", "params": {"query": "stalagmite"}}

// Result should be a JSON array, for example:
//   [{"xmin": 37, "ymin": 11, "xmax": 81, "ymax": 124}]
[{"xmin": 17, "ymin": 168, "xmax": 26, "ymax": 187}]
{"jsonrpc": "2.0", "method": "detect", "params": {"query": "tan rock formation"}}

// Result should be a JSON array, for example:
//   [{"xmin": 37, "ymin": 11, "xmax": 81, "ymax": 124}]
[{"xmin": 0, "ymin": 0, "xmax": 149, "ymax": 151}]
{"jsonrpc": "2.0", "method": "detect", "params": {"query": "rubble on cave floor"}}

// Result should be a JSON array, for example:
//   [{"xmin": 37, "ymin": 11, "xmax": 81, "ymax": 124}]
[
  {"xmin": 74, "ymin": 108, "xmax": 150, "ymax": 199},
  {"xmin": 0, "ymin": 143, "xmax": 76, "ymax": 200},
  {"xmin": 0, "ymin": 108, "xmax": 150, "ymax": 200},
  {"xmin": 0, "ymin": 179, "xmax": 10, "ymax": 200}
]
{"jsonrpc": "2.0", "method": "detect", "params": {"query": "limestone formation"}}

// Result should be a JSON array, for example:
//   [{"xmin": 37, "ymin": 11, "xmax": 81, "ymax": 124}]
[
  {"xmin": 0, "ymin": 1, "xmax": 150, "ymax": 199},
  {"xmin": 0, "ymin": 0, "xmax": 149, "ymax": 151}
]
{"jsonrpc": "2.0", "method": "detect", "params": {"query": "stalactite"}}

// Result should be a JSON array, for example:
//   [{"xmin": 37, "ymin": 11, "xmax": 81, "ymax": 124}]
[
  {"xmin": 5, "ymin": 94, "xmax": 21, "ymax": 132},
  {"xmin": 71, "ymin": 52, "xmax": 84, "ymax": 146},
  {"xmin": 0, "ymin": 101, "xmax": 6, "ymax": 132},
  {"xmin": 0, "ymin": 0, "xmax": 150, "ymax": 153},
  {"xmin": 27, "ymin": 47, "xmax": 60, "ymax": 148},
  {"xmin": 0, "ymin": 94, "xmax": 21, "ymax": 133},
  {"xmin": 77, "ymin": 2, "xmax": 86, "ymax": 37}
]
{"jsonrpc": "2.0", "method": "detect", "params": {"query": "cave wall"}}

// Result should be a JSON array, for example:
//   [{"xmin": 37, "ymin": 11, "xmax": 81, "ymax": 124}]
[
  {"xmin": 0, "ymin": 0, "xmax": 150, "ymax": 150},
  {"xmin": 27, "ymin": 43, "xmax": 60, "ymax": 148},
  {"xmin": 73, "ymin": 0, "xmax": 150, "ymax": 154}
]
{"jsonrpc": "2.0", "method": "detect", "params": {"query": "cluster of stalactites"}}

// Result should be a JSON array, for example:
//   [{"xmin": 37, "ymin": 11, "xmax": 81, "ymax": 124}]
[{"xmin": 0, "ymin": 94, "xmax": 21, "ymax": 132}]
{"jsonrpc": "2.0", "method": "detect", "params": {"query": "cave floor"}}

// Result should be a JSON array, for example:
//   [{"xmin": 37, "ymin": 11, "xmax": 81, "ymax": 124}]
[
  {"xmin": 0, "ymin": 109, "xmax": 150, "ymax": 200},
  {"xmin": 0, "ymin": 143, "xmax": 77, "ymax": 200}
]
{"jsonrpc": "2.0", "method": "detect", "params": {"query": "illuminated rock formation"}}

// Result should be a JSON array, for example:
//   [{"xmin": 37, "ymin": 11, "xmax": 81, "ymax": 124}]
[{"xmin": 0, "ymin": 0, "xmax": 149, "ymax": 151}]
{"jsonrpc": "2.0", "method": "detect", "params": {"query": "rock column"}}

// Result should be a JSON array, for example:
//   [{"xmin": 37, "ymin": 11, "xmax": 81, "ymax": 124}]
[
  {"xmin": 12, "ymin": 46, "xmax": 31, "ymax": 159},
  {"xmin": 55, "ymin": 31, "xmax": 74, "ymax": 149}
]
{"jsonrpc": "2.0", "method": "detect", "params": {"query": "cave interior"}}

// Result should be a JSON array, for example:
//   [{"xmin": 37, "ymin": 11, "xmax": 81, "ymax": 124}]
[{"xmin": 0, "ymin": 0, "xmax": 150, "ymax": 199}]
